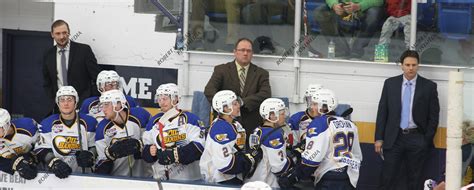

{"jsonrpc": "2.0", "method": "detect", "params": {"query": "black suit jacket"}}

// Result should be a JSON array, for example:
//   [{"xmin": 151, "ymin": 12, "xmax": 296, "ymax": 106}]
[
  {"xmin": 375, "ymin": 74, "xmax": 440, "ymax": 149},
  {"xmin": 43, "ymin": 41, "xmax": 102, "ymax": 107},
  {"xmin": 204, "ymin": 61, "xmax": 272, "ymax": 133}
]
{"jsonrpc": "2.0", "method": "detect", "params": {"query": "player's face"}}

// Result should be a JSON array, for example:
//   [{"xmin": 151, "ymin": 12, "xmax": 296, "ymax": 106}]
[
  {"xmin": 230, "ymin": 100, "xmax": 241, "ymax": 117},
  {"xmin": 277, "ymin": 110, "xmax": 287, "ymax": 125},
  {"xmin": 309, "ymin": 102, "xmax": 319, "ymax": 113},
  {"xmin": 157, "ymin": 95, "xmax": 174, "ymax": 112},
  {"xmin": 101, "ymin": 102, "xmax": 120, "ymax": 120},
  {"xmin": 233, "ymin": 40, "xmax": 253, "ymax": 66},
  {"xmin": 401, "ymin": 57, "xmax": 419, "ymax": 81},
  {"xmin": 103, "ymin": 81, "xmax": 119, "ymax": 92},
  {"xmin": 51, "ymin": 24, "xmax": 70, "ymax": 48},
  {"xmin": 58, "ymin": 96, "xmax": 76, "ymax": 114}
]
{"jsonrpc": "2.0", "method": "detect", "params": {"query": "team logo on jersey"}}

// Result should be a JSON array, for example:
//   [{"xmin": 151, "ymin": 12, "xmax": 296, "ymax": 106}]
[
  {"xmin": 105, "ymin": 128, "xmax": 118, "ymax": 138},
  {"xmin": 158, "ymin": 128, "xmax": 186, "ymax": 148},
  {"xmin": 269, "ymin": 138, "xmax": 282, "ymax": 147},
  {"xmin": 53, "ymin": 136, "xmax": 81, "ymax": 156},
  {"xmin": 214, "ymin": 134, "xmax": 228, "ymax": 142},
  {"xmin": 89, "ymin": 104, "xmax": 102, "ymax": 115},
  {"xmin": 52, "ymin": 124, "xmax": 64, "ymax": 133},
  {"xmin": 308, "ymin": 128, "xmax": 317, "ymax": 136}
]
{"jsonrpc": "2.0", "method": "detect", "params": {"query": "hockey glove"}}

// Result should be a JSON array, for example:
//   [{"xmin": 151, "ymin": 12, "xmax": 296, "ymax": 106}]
[
  {"xmin": 157, "ymin": 148, "xmax": 178, "ymax": 165},
  {"xmin": 106, "ymin": 138, "xmax": 143, "ymax": 160},
  {"xmin": 48, "ymin": 158, "xmax": 72, "ymax": 179},
  {"xmin": 243, "ymin": 146, "xmax": 263, "ymax": 178},
  {"xmin": 75, "ymin": 150, "xmax": 95, "ymax": 168},
  {"xmin": 12, "ymin": 156, "xmax": 38, "ymax": 180},
  {"xmin": 277, "ymin": 167, "xmax": 299, "ymax": 189}
]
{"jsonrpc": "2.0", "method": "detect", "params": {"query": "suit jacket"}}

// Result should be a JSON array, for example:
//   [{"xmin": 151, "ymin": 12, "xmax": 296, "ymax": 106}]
[
  {"xmin": 43, "ymin": 41, "xmax": 102, "ymax": 107},
  {"xmin": 375, "ymin": 74, "xmax": 440, "ymax": 149},
  {"xmin": 204, "ymin": 61, "xmax": 272, "ymax": 134}
]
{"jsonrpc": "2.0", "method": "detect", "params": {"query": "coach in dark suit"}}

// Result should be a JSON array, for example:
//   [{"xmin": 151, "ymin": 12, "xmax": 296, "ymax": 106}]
[
  {"xmin": 204, "ymin": 38, "xmax": 271, "ymax": 136},
  {"xmin": 43, "ymin": 20, "xmax": 102, "ymax": 113},
  {"xmin": 375, "ymin": 50, "xmax": 440, "ymax": 190}
]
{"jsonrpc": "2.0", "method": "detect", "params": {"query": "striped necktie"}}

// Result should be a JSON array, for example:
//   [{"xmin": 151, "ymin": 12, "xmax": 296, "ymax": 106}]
[{"xmin": 239, "ymin": 67, "xmax": 246, "ymax": 94}]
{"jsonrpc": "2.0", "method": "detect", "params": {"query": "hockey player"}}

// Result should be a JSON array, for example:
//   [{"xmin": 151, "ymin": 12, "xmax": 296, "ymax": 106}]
[
  {"xmin": 35, "ymin": 86, "xmax": 97, "ymax": 178},
  {"xmin": 79, "ymin": 70, "xmax": 137, "ymax": 122},
  {"xmin": 0, "ymin": 108, "xmax": 39, "ymax": 180},
  {"xmin": 287, "ymin": 84, "xmax": 324, "ymax": 162},
  {"xmin": 246, "ymin": 98, "xmax": 293, "ymax": 188},
  {"xmin": 94, "ymin": 89, "xmax": 150, "ymax": 177},
  {"xmin": 142, "ymin": 83, "xmax": 205, "ymax": 181},
  {"xmin": 288, "ymin": 84, "xmax": 323, "ymax": 146},
  {"xmin": 278, "ymin": 89, "xmax": 363, "ymax": 190},
  {"xmin": 200, "ymin": 90, "xmax": 263, "ymax": 185}
]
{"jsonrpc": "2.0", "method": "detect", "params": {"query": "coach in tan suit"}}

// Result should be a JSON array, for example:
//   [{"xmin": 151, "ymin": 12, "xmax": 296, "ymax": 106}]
[{"xmin": 204, "ymin": 38, "xmax": 272, "ymax": 136}]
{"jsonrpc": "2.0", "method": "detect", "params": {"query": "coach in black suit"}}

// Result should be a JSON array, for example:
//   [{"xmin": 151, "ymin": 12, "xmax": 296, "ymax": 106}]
[
  {"xmin": 375, "ymin": 50, "xmax": 440, "ymax": 190},
  {"xmin": 204, "ymin": 38, "xmax": 271, "ymax": 136},
  {"xmin": 43, "ymin": 20, "xmax": 102, "ymax": 113}
]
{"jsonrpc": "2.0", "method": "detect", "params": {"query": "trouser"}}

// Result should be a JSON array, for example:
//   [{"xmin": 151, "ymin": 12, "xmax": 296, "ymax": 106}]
[
  {"xmin": 379, "ymin": 130, "xmax": 429, "ymax": 190},
  {"xmin": 378, "ymin": 15, "xmax": 411, "ymax": 48}
]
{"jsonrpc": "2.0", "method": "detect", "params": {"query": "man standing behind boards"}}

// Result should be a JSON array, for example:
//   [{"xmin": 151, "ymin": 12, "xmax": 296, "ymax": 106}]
[
  {"xmin": 204, "ymin": 38, "xmax": 271, "ymax": 137},
  {"xmin": 43, "ymin": 19, "xmax": 102, "ymax": 113},
  {"xmin": 375, "ymin": 50, "xmax": 440, "ymax": 190}
]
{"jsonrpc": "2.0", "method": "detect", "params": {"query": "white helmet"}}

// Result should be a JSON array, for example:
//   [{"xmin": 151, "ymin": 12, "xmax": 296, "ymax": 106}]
[
  {"xmin": 100, "ymin": 89, "xmax": 128, "ymax": 110},
  {"xmin": 304, "ymin": 84, "xmax": 323, "ymax": 107},
  {"xmin": 155, "ymin": 83, "xmax": 179, "ymax": 105},
  {"xmin": 259, "ymin": 98, "xmax": 288, "ymax": 123},
  {"xmin": 0, "ymin": 108, "xmax": 11, "ymax": 137},
  {"xmin": 241, "ymin": 181, "xmax": 272, "ymax": 190},
  {"xmin": 96, "ymin": 70, "xmax": 122, "ymax": 93},
  {"xmin": 212, "ymin": 90, "xmax": 241, "ymax": 115},
  {"xmin": 311, "ymin": 88, "xmax": 338, "ymax": 114},
  {"xmin": 56, "ymin": 86, "xmax": 79, "ymax": 106}
]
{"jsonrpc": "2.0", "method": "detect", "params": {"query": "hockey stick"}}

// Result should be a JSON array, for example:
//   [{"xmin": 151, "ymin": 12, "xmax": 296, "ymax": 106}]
[
  {"xmin": 117, "ymin": 113, "xmax": 134, "ymax": 177},
  {"xmin": 76, "ymin": 109, "xmax": 86, "ymax": 174}
]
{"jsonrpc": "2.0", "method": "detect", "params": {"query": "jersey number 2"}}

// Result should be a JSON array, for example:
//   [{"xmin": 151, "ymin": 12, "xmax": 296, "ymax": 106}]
[{"xmin": 333, "ymin": 132, "xmax": 354, "ymax": 157}]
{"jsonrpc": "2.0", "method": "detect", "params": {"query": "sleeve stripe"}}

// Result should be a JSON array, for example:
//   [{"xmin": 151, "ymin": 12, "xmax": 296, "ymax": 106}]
[
  {"xmin": 218, "ymin": 155, "xmax": 235, "ymax": 173},
  {"xmin": 192, "ymin": 142, "xmax": 204, "ymax": 153},
  {"xmin": 302, "ymin": 157, "xmax": 320, "ymax": 167}
]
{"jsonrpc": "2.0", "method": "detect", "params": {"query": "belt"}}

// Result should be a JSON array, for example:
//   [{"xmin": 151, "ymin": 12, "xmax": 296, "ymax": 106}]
[{"xmin": 400, "ymin": 128, "xmax": 419, "ymax": 134}]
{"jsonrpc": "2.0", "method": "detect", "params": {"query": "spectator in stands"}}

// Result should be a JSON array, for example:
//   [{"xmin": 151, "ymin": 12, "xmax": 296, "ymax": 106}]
[
  {"xmin": 378, "ymin": 0, "xmax": 412, "ymax": 49},
  {"xmin": 314, "ymin": 0, "xmax": 384, "ymax": 59}
]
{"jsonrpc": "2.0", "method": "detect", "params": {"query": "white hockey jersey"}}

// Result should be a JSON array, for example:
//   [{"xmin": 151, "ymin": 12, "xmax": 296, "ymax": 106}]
[
  {"xmin": 246, "ymin": 126, "xmax": 291, "ymax": 188},
  {"xmin": 0, "ymin": 118, "xmax": 39, "ymax": 159},
  {"xmin": 302, "ymin": 115, "xmax": 363, "ymax": 187},
  {"xmin": 200, "ymin": 118, "xmax": 246, "ymax": 183},
  {"xmin": 288, "ymin": 110, "xmax": 317, "ymax": 146},
  {"xmin": 143, "ymin": 108, "xmax": 205, "ymax": 181},
  {"xmin": 95, "ymin": 107, "xmax": 151, "ymax": 177},
  {"xmin": 35, "ymin": 113, "xmax": 97, "ymax": 172}
]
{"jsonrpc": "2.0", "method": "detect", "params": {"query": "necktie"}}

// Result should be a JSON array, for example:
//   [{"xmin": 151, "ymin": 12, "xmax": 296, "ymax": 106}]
[
  {"xmin": 239, "ymin": 67, "xmax": 246, "ymax": 94},
  {"xmin": 60, "ymin": 49, "xmax": 68, "ymax": 86},
  {"xmin": 400, "ymin": 81, "xmax": 412, "ymax": 129}
]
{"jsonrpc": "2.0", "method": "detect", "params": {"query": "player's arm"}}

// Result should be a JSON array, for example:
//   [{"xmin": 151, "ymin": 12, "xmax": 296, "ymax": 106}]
[
  {"xmin": 264, "ymin": 133, "xmax": 293, "ymax": 176},
  {"xmin": 94, "ymin": 137, "xmax": 114, "ymax": 175},
  {"xmin": 174, "ymin": 115, "xmax": 205, "ymax": 165},
  {"xmin": 375, "ymin": 80, "xmax": 389, "ymax": 142}
]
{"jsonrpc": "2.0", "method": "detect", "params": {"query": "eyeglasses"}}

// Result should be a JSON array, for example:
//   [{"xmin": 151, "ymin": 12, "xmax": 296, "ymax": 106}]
[
  {"xmin": 58, "ymin": 96, "xmax": 75, "ymax": 103},
  {"xmin": 236, "ymin": 49, "xmax": 253, "ymax": 53}
]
